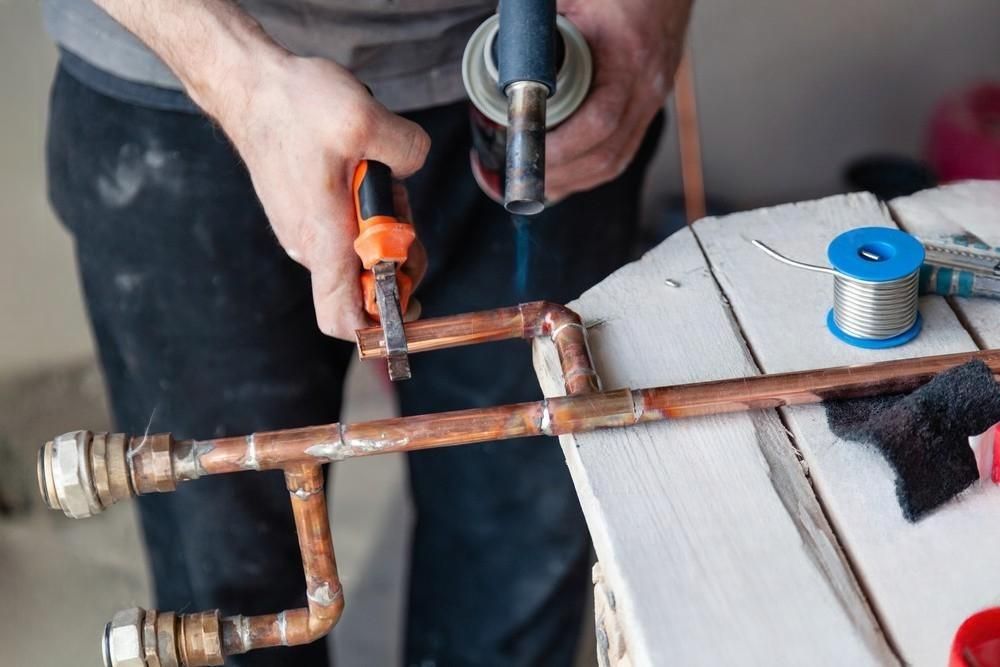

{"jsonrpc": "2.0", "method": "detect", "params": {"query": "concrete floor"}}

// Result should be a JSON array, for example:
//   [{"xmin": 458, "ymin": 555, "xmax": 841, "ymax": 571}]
[{"xmin": 0, "ymin": 359, "xmax": 594, "ymax": 666}]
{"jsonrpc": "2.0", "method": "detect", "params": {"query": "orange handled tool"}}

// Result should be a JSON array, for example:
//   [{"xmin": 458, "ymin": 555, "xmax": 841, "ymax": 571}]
[{"xmin": 352, "ymin": 159, "xmax": 416, "ymax": 381}]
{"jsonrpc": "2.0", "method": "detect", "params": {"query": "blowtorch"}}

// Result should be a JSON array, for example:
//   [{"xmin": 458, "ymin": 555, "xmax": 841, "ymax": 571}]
[{"xmin": 462, "ymin": 0, "xmax": 592, "ymax": 215}]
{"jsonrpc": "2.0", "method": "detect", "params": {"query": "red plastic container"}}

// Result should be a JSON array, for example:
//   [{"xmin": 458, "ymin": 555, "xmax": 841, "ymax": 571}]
[
  {"xmin": 951, "ymin": 608, "xmax": 1000, "ymax": 667},
  {"xmin": 927, "ymin": 83, "xmax": 1000, "ymax": 181}
]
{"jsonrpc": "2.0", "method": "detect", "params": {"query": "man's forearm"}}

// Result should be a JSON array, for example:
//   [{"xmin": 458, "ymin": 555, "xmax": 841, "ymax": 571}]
[{"xmin": 93, "ymin": 0, "xmax": 288, "ymax": 118}]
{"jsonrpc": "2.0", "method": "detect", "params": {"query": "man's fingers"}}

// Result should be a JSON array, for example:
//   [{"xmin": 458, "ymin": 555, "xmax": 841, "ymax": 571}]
[
  {"xmin": 546, "ymin": 79, "xmax": 629, "ymax": 168},
  {"xmin": 309, "ymin": 213, "xmax": 365, "ymax": 340},
  {"xmin": 364, "ymin": 106, "xmax": 431, "ymax": 178},
  {"xmin": 312, "ymin": 260, "xmax": 365, "ymax": 340},
  {"xmin": 403, "ymin": 298, "xmax": 422, "ymax": 322},
  {"xmin": 546, "ymin": 93, "xmax": 657, "ymax": 200},
  {"xmin": 303, "ymin": 169, "xmax": 367, "ymax": 340}
]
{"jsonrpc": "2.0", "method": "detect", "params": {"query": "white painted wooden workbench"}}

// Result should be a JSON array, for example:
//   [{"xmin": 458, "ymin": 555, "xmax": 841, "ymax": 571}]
[{"xmin": 533, "ymin": 181, "xmax": 1000, "ymax": 666}]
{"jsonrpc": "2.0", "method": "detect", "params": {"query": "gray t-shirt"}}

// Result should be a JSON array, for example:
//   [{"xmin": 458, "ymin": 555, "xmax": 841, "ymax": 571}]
[{"xmin": 42, "ymin": 0, "xmax": 496, "ymax": 112}]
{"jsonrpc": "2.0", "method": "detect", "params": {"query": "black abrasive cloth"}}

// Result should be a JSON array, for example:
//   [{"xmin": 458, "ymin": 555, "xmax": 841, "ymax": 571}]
[{"xmin": 825, "ymin": 360, "xmax": 1000, "ymax": 522}]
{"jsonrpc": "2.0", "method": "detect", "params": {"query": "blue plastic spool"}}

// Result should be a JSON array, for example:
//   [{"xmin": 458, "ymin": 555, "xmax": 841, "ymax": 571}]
[{"xmin": 826, "ymin": 227, "xmax": 925, "ymax": 349}]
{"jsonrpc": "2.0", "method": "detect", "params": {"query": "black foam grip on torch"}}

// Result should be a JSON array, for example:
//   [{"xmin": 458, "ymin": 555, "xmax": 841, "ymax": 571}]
[{"xmin": 497, "ymin": 0, "xmax": 557, "ymax": 95}]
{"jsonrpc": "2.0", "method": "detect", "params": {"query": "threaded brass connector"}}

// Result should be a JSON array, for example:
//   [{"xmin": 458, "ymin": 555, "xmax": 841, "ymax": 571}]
[
  {"xmin": 37, "ymin": 430, "xmax": 134, "ymax": 518},
  {"xmin": 103, "ymin": 607, "xmax": 224, "ymax": 667}
]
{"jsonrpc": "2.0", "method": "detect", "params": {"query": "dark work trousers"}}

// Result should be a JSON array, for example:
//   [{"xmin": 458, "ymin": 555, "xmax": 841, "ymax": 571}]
[{"xmin": 46, "ymin": 63, "xmax": 661, "ymax": 666}]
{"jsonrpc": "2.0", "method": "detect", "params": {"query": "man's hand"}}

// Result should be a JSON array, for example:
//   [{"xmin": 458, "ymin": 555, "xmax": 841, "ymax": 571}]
[
  {"xmin": 215, "ymin": 56, "xmax": 429, "ymax": 339},
  {"xmin": 93, "ymin": 0, "xmax": 430, "ymax": 340},
  {"xmin": 546, "ymin": 0, "xmax": 692, "ymax": 202}
]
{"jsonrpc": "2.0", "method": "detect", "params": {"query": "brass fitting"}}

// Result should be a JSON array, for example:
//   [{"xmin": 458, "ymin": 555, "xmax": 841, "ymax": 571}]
[
  {"xmin": 178, "ymin": 611, "xmax": 225, "ymax": 666},
  {"xmin": 37, "ymin": 430, "xmax": 134, "ymax": 518},
  {"xmin": 103, "ymin": 607, "xmax": 224, "ymax": 667},
  {"xmin": 103, "ymin": 607, "xmax": 145, "ymax": 667},
  {"xmin": 129, "ymin": 432, "xmax": 178, "ymax": 494}
]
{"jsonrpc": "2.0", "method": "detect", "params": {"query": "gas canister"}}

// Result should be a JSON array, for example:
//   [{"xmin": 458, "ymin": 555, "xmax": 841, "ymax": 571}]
[{"xmin": 461, "ymin": 13, "xmax": 592, "ymax": 207}]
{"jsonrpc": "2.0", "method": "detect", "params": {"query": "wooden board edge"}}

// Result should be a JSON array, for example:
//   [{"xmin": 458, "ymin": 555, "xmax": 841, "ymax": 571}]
[{"xmin": 531, "ymin": 227, "xmax": 898, "ymax": 665}]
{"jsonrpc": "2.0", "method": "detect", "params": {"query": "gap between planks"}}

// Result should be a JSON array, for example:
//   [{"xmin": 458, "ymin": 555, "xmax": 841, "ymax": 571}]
[
  {"xmin": 686, "ymin": 213, "xmax": 902, "ymax": 663},
  {"xmin": 694, "ymin": 189, "xmax": 1000, "ymax": 665},
  {"xmin": 533, "ymin": 226, "xmax": 896, "ymax": 665}
]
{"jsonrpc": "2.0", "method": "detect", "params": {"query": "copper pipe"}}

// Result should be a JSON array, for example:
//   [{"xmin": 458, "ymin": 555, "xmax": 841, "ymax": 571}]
[
  {"xmin": 39, "ymin": 299, "xmax": 1000, "ymax": 667},
  {"xmin": 634, "ymin": 348, "xmax": 1000, "ymax": 419},
  {"xmin": 674, "ymin": 48, "xmax": 706, "ymax": 224},
  {"xmin": 356, "ymin": 301, "xmax": 600, "ymax": 395},
  {"xmin": 128, "ymin": 347, "xmax": 1000, "ymax": 489},
  {"xmin": 220, "ymin": 464, "xmax": 342, "ymax": 657},
  {"xmin": 356, "ymin": 304, "xmax": 525, "ymax": 353},
  {"xmin": 287, "ymin": 464, "xmax": 342, "ymax": 630}
]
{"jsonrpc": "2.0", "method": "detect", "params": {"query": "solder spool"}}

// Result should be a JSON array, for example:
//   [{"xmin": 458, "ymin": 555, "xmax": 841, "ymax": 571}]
[{"xmin": 754, "ymin": 227, "xmax": 926, "ymax": 349}]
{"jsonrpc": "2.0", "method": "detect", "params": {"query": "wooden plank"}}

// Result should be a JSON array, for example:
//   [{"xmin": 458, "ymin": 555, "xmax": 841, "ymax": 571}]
[
  {"xmin": 890, "ymin": 180, "xmax": 1000, "ymax": 485},
  {"xmin": 593, "ymin": 563, "xmax": 631, "ymax": 667},
  {"xmin": 532, "ymin": 228, "xmax": 894, "ymax": 666},
  {"xmin": 695, "ymin": 191, "xmax": 1000, "ymax": 666},
  {"xmin": 890, "ymin": 180, "xmax": 1000, "ymax": 349},
  {"xmin": 889, "ymin": 181, "xmax": 1000, "ymax": 478}
]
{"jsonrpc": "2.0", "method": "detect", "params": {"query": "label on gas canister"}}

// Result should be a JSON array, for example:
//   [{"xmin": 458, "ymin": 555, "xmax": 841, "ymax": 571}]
[{"xmin": 468, "ymin": 104, "xmax": 507, "ymax": 204}]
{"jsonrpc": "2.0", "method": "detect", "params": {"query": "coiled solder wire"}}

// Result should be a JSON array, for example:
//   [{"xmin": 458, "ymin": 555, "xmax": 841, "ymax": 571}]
[
  {"xmin": 753, "ymin": 240, "xmax": 920, "ymax": 340},
  {"xmin": 832, "ymin": 271, "xmax": 919, "ymax": 339}
]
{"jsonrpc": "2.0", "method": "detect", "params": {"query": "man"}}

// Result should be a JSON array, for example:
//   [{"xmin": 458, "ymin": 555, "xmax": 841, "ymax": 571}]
[{"xmin": 42, "ymin": 1, "xmax": 690, "ymax": 664}]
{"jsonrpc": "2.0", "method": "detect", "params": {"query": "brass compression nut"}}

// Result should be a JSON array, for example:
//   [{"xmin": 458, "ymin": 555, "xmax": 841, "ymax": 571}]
[
  {"xmin": 103, "ymin": 608, "xmax": 224, "ymax": 667},
  {"xmin": 128, "ymin": 433, "xmax": 178, "ymax": 495},
  {"xmin": 38, "ymin": 430, "xmax": 135, "ymax": 518},
  {"xmin": 143, "ymin": 609, "xmax": 186, "ymax": 667},
  {"xmin": 178, "ymin": 610, "xmax": 225, "ymax": 666}
]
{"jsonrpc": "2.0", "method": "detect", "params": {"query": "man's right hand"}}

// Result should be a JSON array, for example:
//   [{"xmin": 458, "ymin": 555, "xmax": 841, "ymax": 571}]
[
  {"xmin": 93, "ymin": 0, "xmax": 430, "ymax": 341},
  {"xmin": 214, "ymin": 56, "xmax": 430, "ymax": 340}
]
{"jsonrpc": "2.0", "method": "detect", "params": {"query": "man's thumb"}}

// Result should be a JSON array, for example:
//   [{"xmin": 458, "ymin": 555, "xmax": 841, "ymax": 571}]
[{"xmin": 365, "ymin": 110, "xmax": 431, "ymax": 178}]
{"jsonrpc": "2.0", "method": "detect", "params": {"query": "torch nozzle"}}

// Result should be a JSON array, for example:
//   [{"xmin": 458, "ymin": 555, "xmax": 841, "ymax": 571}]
[{"xmin": 504, "ymin": 81, "xmax": 549, "ymax": 215}]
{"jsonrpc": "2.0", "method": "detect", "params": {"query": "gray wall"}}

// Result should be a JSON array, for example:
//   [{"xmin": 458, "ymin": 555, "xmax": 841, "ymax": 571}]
[
  {"xmin": 2, "ymin": 1, "xmax": 999, "ymax": 375},
  {"xmin": 0, "ymin": 1, "xmax": 89, "ymax": 375},
  {"xmin": 650, "ymin": 0, "xmax": 1000, "ymax": 217}
]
